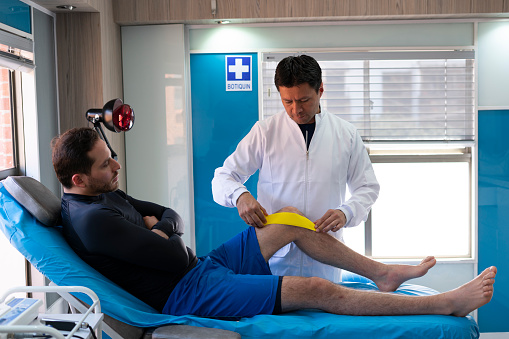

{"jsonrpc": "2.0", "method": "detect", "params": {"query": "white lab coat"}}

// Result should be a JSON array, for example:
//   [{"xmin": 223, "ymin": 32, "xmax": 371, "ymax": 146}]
[{"xmin": 212, "ymin": 109, "xmax": 379, "ymax": 282}]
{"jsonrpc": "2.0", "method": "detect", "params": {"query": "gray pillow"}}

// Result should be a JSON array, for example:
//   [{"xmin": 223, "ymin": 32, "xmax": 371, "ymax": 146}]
[{"xmin": 3, "ymin": 176, "xmax": 61, "ymax": 227}]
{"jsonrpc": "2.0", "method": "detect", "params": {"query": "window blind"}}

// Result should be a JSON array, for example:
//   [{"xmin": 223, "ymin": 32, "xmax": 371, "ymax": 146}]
[
  {"xmin": 262, "ymin": 51, "xmax": 475, "ymax": 143},
  {"xmin": 0, "ymin": 29, "xmax": 34, "ymax": 72}
]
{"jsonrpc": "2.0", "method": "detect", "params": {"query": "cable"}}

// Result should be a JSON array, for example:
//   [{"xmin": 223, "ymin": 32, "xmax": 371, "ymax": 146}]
[
  {"xmin": 41, "ymin": 318, "xmax": 95, "ymax": 339},
  {"xmin": 86, "ymin": 324, "xmax": 97, "ymax": 339}
]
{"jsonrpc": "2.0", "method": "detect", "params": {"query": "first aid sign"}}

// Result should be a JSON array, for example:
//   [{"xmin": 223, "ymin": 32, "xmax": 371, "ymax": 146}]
[{"xmin": 225, "ymin": 56, "xmax": 252, "ymax": 91}]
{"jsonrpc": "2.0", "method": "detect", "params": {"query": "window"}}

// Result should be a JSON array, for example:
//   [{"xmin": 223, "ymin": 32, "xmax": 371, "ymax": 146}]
[
  {"xmin": 0, "ymin": 65, "xmax": 26, "ymax": 294},
  {"xmin": 0, "ymin": 31, "xmax": 33, "ymax": 179},
  {"xmin": 0, "ymin": 66, "xmax": 17, "ymax": 177},
  {"xmin": 0, "ymin": 29, "xmax": 34, "ymax": 293},
  {"xmin": 344, "ymin": 146, "xmax": 472, "ymax": 259},
  {"xmin": 261, "ymin": 51, "xmax": 475, "ymax": 259}
]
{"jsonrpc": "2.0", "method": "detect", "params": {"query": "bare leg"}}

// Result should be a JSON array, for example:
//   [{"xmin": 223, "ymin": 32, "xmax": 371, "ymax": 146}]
[
  {"xmin": 255, "ymin": 223, "xmax": 436, "ymax": 292},
  {"xmin": 280, "ymin": 266, "xmax": 496, "ymax": 316}
]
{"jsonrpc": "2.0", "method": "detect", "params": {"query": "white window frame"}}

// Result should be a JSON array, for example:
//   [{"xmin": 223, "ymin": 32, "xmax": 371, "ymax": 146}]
[
  {"xmin": 0, "ymin": 23, "xmax": 34, "ymax": 293},
  {"xmin": 0, "ymin": 26, "xmax": 33, "ymax": 180},
  {"xmin": 364, "ymin": 145, "xmax": 473, "ymax": 259},
  {"xmin": 0, "ymin": 67, "xmax": 25, "ymax": 179},
  {"xmin": 0, "ymin": 68, "xmax": 29, "ymax": 296}
]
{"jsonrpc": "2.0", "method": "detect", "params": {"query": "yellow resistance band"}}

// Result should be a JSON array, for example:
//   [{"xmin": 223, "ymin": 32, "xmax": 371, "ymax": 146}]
[{"xmin": 264, "ymin": 212, "xmax": 316, "ymax": 231}]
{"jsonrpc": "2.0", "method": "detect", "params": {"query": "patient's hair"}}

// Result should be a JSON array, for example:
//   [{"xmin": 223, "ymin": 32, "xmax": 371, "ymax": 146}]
[
  {"xmin": 51, "ymin": 127, "xmax": 100, "ymax": 189},
  {"xmin": 274, "ymin": 55, "xmax": 322, "ymax": 93}
]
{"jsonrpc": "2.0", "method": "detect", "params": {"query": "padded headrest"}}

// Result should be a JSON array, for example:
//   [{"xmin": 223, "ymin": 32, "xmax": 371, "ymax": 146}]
[{"xmin": 3, "ymin": 176, "xmax": 61, "ymax": 226}]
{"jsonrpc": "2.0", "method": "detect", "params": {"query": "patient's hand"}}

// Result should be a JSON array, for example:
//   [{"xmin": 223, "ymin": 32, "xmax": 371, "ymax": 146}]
[
  {"xmin": 143, "ymin": 215, "xmax": 159, "ymax": 230},
  {"xmin": 276, "ymin": 206, "xmax": 305, "ymax": 217},
  {"xmin": 144, "ymin": 216, "xmax": 169, "ymax": 239}
]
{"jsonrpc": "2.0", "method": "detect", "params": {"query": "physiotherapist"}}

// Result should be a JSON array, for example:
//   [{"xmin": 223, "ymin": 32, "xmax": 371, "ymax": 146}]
[{"xmin": 212, "ymin": 54, "xmax": 380, "ymax": 283}]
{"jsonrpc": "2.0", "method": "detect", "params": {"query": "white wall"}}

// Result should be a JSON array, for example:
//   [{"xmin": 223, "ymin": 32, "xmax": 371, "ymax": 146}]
[
  {"xmin": 122, "ymin": 24, "xmax": 194, "ymax": 249},
  {"xmin": 189, "ymin": 22, "xmax": 474, "ymax": 52},
  {"xmin": 478, "ymin": 21, "xmax": 509, "ymax": 108},
  {"xmin": 33, "ymin": 8, "xmax": 59, "ymax": 195}
]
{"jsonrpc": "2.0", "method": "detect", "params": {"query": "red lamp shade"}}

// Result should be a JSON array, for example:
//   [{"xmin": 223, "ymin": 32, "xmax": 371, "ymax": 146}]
[
  {"xmin": 113, "ymin": 102, "xmax": 134, "ymax": 132},
  {"xmin": 86, "ymin": 98, "xmax": 135, "ymax": 133},
  {"xmin": 85, "ymin": 98, "xmax": 135, "ymax": 160}
]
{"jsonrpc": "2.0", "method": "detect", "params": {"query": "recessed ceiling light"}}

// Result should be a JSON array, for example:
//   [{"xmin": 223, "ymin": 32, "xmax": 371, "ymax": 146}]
[{"xmin": 56, "ymin": 5, "xmax": 76, "ymax": 10}]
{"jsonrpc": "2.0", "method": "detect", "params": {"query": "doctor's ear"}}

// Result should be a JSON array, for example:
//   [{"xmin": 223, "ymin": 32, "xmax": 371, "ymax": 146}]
[{"xmin": 71, "ymin": 174, "xmax": 86, "ymax": 188}]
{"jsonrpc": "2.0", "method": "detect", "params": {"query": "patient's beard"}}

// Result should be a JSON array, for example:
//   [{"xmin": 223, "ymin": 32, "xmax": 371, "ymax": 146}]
[{"xmin": 88, "ymin": 175, "xmax": 119, "ymax": 194}]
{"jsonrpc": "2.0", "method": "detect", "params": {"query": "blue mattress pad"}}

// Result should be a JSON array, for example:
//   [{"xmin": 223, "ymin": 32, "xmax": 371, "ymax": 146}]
[{"xmin": 0, "ymin": 182, "xmax": 479, "ymax": 338}]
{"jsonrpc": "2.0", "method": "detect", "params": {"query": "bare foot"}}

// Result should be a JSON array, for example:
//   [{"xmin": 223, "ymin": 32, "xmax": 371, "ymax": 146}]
[
  {"xmin": 446, "ymin": 266, "xmax": 497, "ymax": 317},
  {"xmin": 374, "ymin": 256, "xmax": 437, "ymax": 292}
]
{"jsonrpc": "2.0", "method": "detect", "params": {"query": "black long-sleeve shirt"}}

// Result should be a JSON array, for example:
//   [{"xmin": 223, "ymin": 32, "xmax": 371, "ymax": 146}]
[{"xmin": 61, "ymin": 190, "xmax": 198, "ymax": 311}]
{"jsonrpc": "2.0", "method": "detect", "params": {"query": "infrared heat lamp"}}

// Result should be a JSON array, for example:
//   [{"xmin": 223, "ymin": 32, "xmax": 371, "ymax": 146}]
[{"xmin": 85, "ymin": 98, "xmax": 134, "ymax": 160}]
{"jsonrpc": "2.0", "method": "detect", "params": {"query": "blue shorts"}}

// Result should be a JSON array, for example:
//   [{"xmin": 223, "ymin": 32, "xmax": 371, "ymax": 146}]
[{"xmin": 162, "ymin": 227, "xmax": 281, "ymax": 318}]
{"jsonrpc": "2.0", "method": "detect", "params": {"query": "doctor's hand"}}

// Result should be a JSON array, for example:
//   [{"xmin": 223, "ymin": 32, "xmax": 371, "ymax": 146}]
[
  {"xmin": 236, "ymin": 192, "xmax": 268, "ymax": 228},
  {"xmin": 314, "ymin": 209, "xmax": 346, "ymax": 233}
]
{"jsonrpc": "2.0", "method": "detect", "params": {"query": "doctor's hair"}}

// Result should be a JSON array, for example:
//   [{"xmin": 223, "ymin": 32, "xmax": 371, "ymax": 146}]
[
  {"xmin": 51, "ymin": 127, "xmax": 100, "ymax": 189},
  {"xmin": 274, "ymin": 55, "xmax": 322, "ymax": 93}
]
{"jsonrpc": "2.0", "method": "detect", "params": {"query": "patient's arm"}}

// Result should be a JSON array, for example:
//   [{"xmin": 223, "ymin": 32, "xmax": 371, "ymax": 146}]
[
  {"xmin": 124, "ymin": 192, "xmax": 185, "ymax": 236},
  {"xmin": 75, "ymin": 207, "xmax": 191, "ymax": 272}
]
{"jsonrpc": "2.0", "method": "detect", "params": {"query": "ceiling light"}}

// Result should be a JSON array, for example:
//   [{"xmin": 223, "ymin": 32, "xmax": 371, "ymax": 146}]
[
  {"xmin": 216, "ymin": 20, "xmax": 231, "ymax": 24},
  {"xmin": 56, "ymin": 5, "xmax": 76, "ymax": 10}
]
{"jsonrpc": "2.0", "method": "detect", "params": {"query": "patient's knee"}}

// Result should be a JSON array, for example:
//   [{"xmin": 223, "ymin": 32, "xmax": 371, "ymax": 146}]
[
  {"xmin": 299, "ymin": 277, "xmax": 337, "ymax": 297},
  {"xmin": 276, "ymin": 206, "xmax": 304, "ymax": 216}
]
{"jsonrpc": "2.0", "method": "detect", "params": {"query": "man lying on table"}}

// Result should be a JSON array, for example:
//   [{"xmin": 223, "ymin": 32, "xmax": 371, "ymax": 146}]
[{"xmin": 51, "ymin": 127, "xmax": 496, "ymax": 318}]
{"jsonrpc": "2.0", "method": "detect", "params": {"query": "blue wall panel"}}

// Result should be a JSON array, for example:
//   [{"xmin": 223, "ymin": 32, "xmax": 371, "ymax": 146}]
[
  {"xmin": 478, "ymin": 109, "xmax": 509, "ymax": 332},
  {"xmin": 0, "ymin": 0, "xmax": 31, "ymax": 34},
  {"xmin": 191, "ymin": 53, "xmax": 259, "ymax": 256}
]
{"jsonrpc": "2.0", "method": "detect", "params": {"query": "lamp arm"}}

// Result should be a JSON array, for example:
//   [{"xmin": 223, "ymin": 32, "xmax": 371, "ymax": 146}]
[{"xmin": 93, "ymin": 122, "xmax": 118, "ymax": 160}]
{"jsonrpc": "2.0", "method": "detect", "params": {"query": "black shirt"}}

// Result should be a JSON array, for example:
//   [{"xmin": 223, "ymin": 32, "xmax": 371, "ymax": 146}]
[
  {"xmin": 298, "ymin": 122, "xmax": 316, "ymax": 150},
  {"xmin": 61, "ymin": 190, "xmax": 197, "ymax": 311}
]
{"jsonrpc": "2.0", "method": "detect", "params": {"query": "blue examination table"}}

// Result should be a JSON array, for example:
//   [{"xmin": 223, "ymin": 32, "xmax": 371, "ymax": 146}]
[{"xmin": 0, "ymin": 180, "xmax": 479, "ymax": 338}]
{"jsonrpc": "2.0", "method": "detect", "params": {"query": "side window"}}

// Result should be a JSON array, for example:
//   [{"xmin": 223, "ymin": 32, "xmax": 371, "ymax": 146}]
[
  {"xmin": 0, "ymin": 66, "xmax": 18, "ymax": 178},
  {"xmin": 369, "ymin": 148, "xmax": 471, "ymax": 258},
  {"xmin": 0, "ymin": 66, "xmax": 26, "ymax": 292},
  {"xmin": 0, "ymin": 29, "xmax": 34, "ymax": 292}
]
